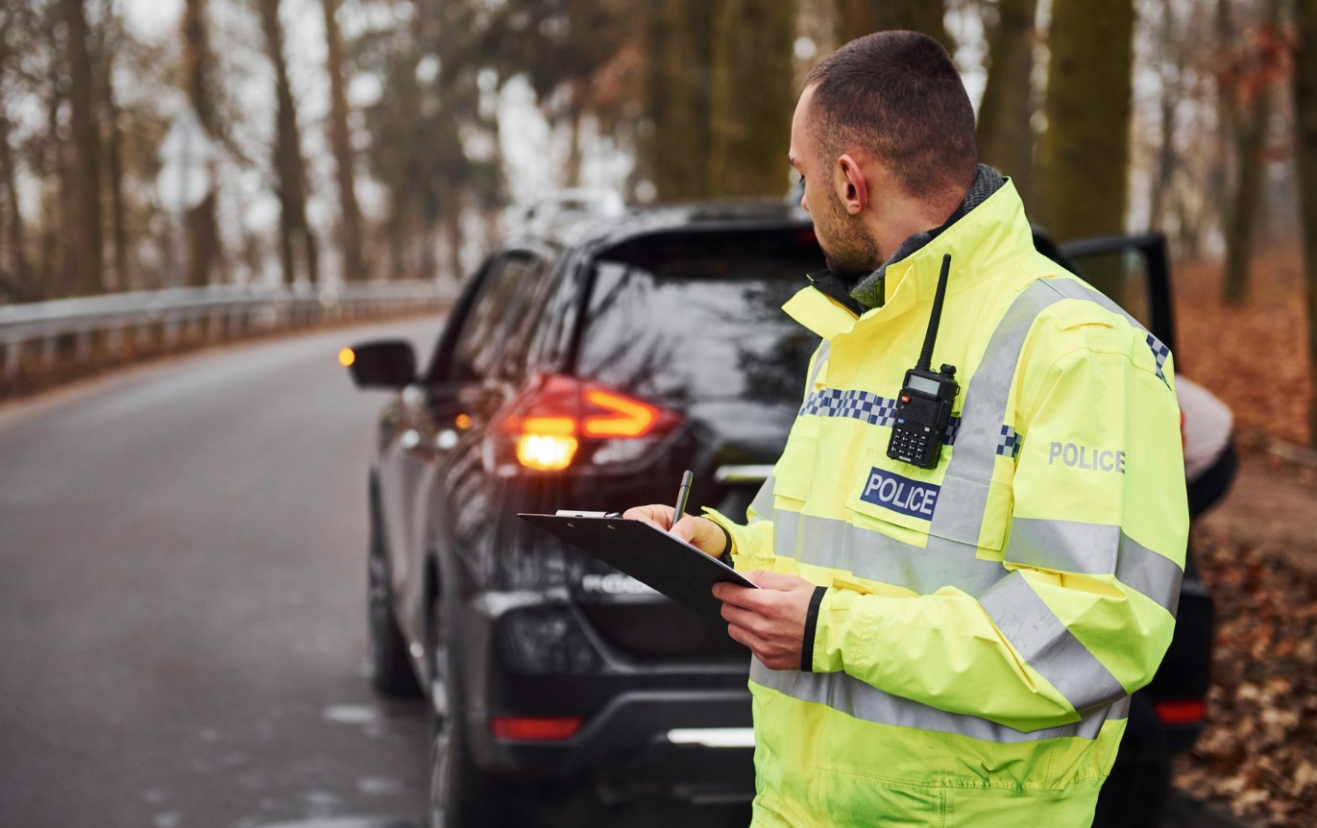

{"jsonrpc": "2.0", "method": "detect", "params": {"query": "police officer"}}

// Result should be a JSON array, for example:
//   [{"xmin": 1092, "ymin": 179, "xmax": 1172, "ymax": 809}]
[{"xmin": 625, "ymin": 31, "xmax": 1187, "ymax": 828}]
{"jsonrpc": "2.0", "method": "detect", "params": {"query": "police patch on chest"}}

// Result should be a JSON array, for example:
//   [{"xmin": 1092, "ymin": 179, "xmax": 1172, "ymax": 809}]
[{"xmin": 859, "ymin": 467, "xmax": 940, "ymax": 521}]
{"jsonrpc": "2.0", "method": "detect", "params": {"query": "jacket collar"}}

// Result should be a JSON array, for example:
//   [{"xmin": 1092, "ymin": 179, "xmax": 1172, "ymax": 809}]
[
  {"xmin": 849, "ymin": 163, "xmax": 1006, "ymax": 310},
  {"xmin": 783, "ymin": 179, "xmax": 1034, "ymax": 340}
]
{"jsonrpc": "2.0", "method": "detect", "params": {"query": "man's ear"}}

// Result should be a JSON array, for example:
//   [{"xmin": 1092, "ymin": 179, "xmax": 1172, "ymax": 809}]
[{"xmin": 836, "ymin": 154, "xmax": 868, "ymax": 215}]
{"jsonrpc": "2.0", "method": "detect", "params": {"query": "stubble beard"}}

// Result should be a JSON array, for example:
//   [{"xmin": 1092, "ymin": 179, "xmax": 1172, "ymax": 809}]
[{"xmin": 820, "ymin": 191, "xmax": 883, "ymax": 283}]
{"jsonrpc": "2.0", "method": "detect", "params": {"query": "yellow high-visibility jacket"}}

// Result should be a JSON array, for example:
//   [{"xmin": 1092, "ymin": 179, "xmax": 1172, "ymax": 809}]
[{"xmin": 705, "ymin": 180, "xmax": 1187, "ymax": 827}]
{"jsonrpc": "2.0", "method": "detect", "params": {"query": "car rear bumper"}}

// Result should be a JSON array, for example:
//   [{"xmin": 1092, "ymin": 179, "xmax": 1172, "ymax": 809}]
[
  {"xmin": 453, "ymin": 588, "xmax": 755, "ymax": 798},
  {"xmin": 467, "ymin": 687, "xmax": 756, "ymax": 799}
]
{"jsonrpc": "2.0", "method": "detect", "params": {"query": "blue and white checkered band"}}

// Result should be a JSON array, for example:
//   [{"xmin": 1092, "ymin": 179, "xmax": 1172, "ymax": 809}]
[
  {"xmin": 1145, "ymin": 333, "xmax": 1170, "ymax": 383},
  {"xmin": 800, "ymin": 388, "xmax": 960, "ymax": 445},
  {"xmin": 944, "ymin": 416, "xmax": 961, "ymax": 446},
  {"xmin": 800, "ymin": 388, "xmax": 897, "ymax": 426},
  {"xmin": 996, "ymin": 424, "xmax": 1021, "ymax": 458}
]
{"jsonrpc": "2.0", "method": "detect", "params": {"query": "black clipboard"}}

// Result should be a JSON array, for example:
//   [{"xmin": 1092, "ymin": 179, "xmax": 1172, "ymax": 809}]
[{"xmin": 517, "ymin": 513, "xmax": 757, "ymax": 620}]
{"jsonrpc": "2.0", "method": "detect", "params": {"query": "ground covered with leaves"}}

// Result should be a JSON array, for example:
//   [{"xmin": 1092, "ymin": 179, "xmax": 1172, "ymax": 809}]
[
  {"xmin": 1174, "ymin": 252, "xmax": 1311, "ymax": 446},
  {"xmin": 1173, "ymin": 517, "xmax": 1317, "ymax": 827},
  {"xmin": 1163, "ymin": 251, "xmax": 1317, "ymax": 825}
]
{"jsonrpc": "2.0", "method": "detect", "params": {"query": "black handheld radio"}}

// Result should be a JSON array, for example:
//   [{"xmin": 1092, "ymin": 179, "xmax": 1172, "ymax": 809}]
[{"xmin": 887, "ymin": 253, "xmax": 960, "ymax": 470}]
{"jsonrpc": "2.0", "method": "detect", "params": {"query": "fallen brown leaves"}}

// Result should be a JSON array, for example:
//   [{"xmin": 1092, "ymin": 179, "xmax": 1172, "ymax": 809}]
[
  {"xmin": 1174, "ymin": 251, "xmax": 1311, "ymax": 446},
  {"xmin": 1174, "ymin": 523, "xmax": 1317, "ymax": 827}
]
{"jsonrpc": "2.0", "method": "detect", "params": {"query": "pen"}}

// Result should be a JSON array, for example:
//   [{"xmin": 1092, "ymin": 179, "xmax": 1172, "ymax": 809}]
[{"xmin": 670, "ymin": 469, "xmax": 693, "ymax": 534}]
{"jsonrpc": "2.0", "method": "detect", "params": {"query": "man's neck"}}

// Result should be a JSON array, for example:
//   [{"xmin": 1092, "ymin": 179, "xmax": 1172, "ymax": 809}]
[{"xmin": 866, "ymin": 190, "xmax": 967, "ymax": 264}]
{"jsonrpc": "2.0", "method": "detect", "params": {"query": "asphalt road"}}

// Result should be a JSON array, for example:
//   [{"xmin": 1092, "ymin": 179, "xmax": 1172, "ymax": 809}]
[
  {"xmin": 0, "ymin": 319, "xmax": 444, "ymax": 828},
  {"xmin": 0, "ymin": 317, "xmax": 1246, "ymax": 828}
]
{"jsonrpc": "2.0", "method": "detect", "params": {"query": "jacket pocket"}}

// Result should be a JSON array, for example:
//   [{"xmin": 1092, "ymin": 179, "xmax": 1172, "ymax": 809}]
[
  {"xmin": 844, "ymin": 448, "xmax": 945, "ymax": 540},
  {"xmin": 845, "ymin": 448, "xmax": 1012, "ymax": 554}
]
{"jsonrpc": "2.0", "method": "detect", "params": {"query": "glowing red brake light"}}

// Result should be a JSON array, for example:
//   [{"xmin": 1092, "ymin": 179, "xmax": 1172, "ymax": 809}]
[
  {"xmin": 492, "ymin": 375, "xmax": 681, "ymax": 471},
  {"xmin": 581, "ymin": 388, "xmax": 660, "ymax": 438}
]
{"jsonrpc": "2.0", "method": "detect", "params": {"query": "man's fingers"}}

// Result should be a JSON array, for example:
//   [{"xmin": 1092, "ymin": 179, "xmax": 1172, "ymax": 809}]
[
  {"xmin": 720, "ymin": 603, "xmax": 768, "ymax": 636},
  {"xmin": 726, "ymin": 622, "xmax": 770, "ymax": 654},
  {"xmin": 623, "ymin": 504, "xmax": 675, "ymax": 530},
  {"xmin": 712, "ymin": 582, "xmax": 766, "ymax": 610},
  {"xmin": 670, "ymin": 514, "xmax": 701, "ymax": 542}
]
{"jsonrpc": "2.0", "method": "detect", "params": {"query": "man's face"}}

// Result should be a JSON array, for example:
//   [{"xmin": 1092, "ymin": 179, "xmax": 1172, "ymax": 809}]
[{"xmin": 789, "ymin": 86, "xmax": 882, "ymax": 280}]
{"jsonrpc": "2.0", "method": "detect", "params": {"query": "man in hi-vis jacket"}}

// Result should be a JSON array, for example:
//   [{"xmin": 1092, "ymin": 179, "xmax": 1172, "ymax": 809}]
[{"xmin": 625, "ymin": 30, "xmax": 1187, "ymax": 828}]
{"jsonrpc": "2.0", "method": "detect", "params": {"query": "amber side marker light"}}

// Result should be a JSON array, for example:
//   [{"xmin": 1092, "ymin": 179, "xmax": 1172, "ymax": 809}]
[
  {"xmin": 338, "ymin": 347, "xmax": 355, "ymax": 367},
  {"xmin": 490, "ymin": 716, "xmax": 583, "ymax": 741}
]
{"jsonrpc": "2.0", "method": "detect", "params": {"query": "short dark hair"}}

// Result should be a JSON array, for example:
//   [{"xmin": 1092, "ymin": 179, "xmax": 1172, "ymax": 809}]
[{"xmin": 804, "ymin": 31, "xmax": 977, "ymax": 201}]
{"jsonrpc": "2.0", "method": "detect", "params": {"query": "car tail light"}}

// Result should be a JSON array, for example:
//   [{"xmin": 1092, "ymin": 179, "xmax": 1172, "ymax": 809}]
[
  {"xmin": 491, "ymin": 374, "xmax": 682, "ymax": 472},
  {"xmin": 490, "ymin": 716, "xmax": 583, "ymax": 741},
  {"xmin": 1154, "ymin": 699, "xmax": 1207, "ymax": 726}
]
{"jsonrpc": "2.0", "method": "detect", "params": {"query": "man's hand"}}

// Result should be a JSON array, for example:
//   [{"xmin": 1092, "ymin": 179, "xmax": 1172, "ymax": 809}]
[
  {"xmin": 622, "ymin": 504, "xmax": 729, "ymax": 558},
  {"xmin": 713, "ymin": 571, "xmax": 818, "ymax": 670}
]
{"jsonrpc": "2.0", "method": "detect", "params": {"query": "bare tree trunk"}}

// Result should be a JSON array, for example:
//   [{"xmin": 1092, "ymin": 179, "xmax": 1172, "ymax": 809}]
[
  {"xmin": 97, "ymin": 0, "xmax": 129, "ymax": 292},
  {"xmin": 40, "ymin": 12, "xmax": 73, "ymax": 297},
  {"xmin": 320, "ymin": 0, "xmax": 366, "ymax": 281},
  {"xmin": 104, "ymin": 84, "xmax": 129, "ymax": 290},
  {"xmin": 1294, "ymin": 0, "xmax": 1317, "ymax": 446},
  {"xmin": 257, "ymin": 0, "xmax": 318, "ymax": 286},
  {"xmin": 0, "ymin": 12, "xmax": 33, "ymax": 302},
  {"xmin": 181, "ymin": 0, "xmax": 224, "ymax": 287},
  {"xmin": 642, "ymin": 0, "xmax": 795, "ymax": 202},
  {"xmin": 1150, "ymin": 86, "xmax": 1175, "ymax": 231},
  {"xmin": 563, "ymin": 78, "xmax": 587, "ymax": 189},
  {"xmin": 0, "ymin": 112, "xmax": 31, "ymax": 301},
  {"xmin": 976, "ymin": 0, "xmax": 1038, "ymax": 202},
  {"xmin": 709, "ymin": 0, "xmax": 797, "ymax": 199},
  {"xmin": 1035, "ymin": 0, "xmax": 1135, "ymax": 299},
  {"xmin": 1222, "ymin": 0, "xmax": 1282, "ymax": 306},
  {"xmin": 643, "ymin": 0, "xmax": 716, "ymax": 201},
  {"xmin": 1212, "ymin": 0, "xmax": 1233, "ymax": 250},
  {"xmin": 833, "ymin": 0, "xmax": 951, "ymax": 52},
  {"xmin": 1147, "ymin": 0, "xmax": 1178, "ymax": 232},
  {"xmin": 62, "ymin": 0, "xmax": 102, "ymax": 295},
  {"xmin": 442, "ymin": 198, "xmax": 461, "ymax": 284}
]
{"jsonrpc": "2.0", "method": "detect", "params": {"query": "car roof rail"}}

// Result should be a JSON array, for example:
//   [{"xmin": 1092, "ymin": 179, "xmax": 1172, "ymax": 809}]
[{"xmin": 522, "ymin": 189, "xmax": 624, "ymax": 221}]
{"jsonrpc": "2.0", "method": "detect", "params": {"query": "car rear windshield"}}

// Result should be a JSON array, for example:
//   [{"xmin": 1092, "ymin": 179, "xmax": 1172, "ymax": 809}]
[{"xmin": 576, "ymin": 228, "xmax": 824, "ymax": 408}]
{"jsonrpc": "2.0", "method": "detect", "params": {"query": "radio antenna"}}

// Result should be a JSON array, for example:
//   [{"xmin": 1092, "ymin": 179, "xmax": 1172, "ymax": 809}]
[{"xmin": 917, "ymin": 254, "xmax": 952, "ymax": 372}]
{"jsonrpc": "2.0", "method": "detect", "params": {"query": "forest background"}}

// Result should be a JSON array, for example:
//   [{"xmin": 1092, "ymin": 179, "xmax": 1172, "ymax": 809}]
[{"xmin": 4, "ymin": 0, "xmax": 1317, "ymax": 452}]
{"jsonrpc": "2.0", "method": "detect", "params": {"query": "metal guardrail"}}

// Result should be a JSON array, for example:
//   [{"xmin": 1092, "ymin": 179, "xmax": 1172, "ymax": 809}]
[{"xmin": 0, "ymin": 279, "xmax": 459, "ymax": 379}]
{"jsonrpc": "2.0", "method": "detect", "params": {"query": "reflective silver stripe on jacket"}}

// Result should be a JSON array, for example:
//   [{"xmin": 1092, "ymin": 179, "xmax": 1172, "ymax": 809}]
[
  {"xmin": 750, "ymin": 659, "xmax": 1130, "ymax": 744},
  {"xmin": 774, "ymin": 508, "xmax": 1005, "ymax": 597},
  {"xmin": 807, "ymin": 339, "xmax": 831, "ymax": 389},
  {"xmin": 747, "ymin": 475, "xmax": 775, "ymax": 525},
  {"xmin": 931, "ymin": 279, "xmax": 1066, "ymax": 544},
  {"xmin": 979, "ymin": 572, "xmax": 1129, "ymax": 712},
  {"xmin": 1006, "ymin": 518, "xmax": 1183, "ymax": 616}
]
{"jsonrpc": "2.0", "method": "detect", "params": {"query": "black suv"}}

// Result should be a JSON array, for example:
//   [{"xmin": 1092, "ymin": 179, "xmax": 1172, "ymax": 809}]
[{"xmin": 346, "ymin": 202, "xmax": 1215, "ymax": 827}]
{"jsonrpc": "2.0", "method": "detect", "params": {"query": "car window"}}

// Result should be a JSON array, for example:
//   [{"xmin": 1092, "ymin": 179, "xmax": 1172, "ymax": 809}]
[
  {"xmin": 494, "ymin": 256, "xmax": 561, "ymax": 382},
  {"xmin": 524, "ymin": 254, "xmax": 587, "ymax": 375},
  {"xmin": 449, "ymin": 253, "xmax": 543, "ymax": 384},
  {"xmin": 576, "ymin": 229, "xmax": 822, "ymax": 408}
]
